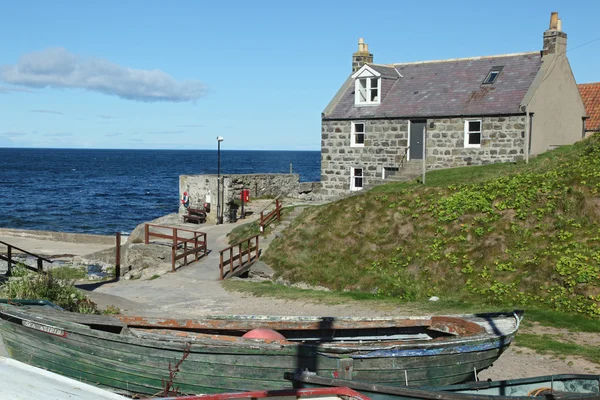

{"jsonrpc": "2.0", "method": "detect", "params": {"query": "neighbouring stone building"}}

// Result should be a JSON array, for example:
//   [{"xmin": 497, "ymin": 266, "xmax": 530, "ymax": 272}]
[
  {"xmin": 179, "ymin": 173, "xmax": 320, "ymax": 223},
  {"xmin": 321, "ymin": 12, "xmax": 586, "ymax": 198},
  {"xmin": 578, "ymin": 82, "xmax": 600, "ymax": 135}
]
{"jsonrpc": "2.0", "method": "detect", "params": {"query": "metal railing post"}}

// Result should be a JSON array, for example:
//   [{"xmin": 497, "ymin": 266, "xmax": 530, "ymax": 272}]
[
  {"xmin": 171, "ymin": 228, "xmax": 177, "ymax": 272},
  {"xmin": 219, "ymin": 252, "xmax": 224, "ymax": 280},
  {"xmin": 229, "ymin": 248, "xmax": 233, "ymax": 275},
  {"xmin": 7, "ymin": 245, "xmax": 12, "ymax": 276},
  {"xmin": 115, "ymin": 232, "xmax": 121, "ymax": 280},
  {"xmin": 37, "ymin": 258, "xmax": 43, "ymax": 273},
  {"xmin": 145, "ymin": 224, "xmax": 149, "ymax": 244}
]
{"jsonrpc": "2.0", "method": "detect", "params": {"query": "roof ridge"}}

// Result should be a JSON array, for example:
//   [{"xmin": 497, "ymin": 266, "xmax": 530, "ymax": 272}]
[
  {"xmin": 387, "ymin": 51, "xmax": 540, "ymax": 67},
  {"xmin": 578, "ymin": 82, "xmax": 600, "ymax": 86}
]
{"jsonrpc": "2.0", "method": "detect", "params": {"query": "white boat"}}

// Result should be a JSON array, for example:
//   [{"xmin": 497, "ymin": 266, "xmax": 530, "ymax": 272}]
[{"xmin": 1, "ymin": 356, "xmax": 127, "ymax": 400}]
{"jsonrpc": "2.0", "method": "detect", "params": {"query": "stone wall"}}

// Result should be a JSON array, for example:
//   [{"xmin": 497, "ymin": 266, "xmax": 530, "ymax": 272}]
[
  {"xmin": 321, "ymin": 115, "xmax": 526, "ymax": 198},
  {"xmin": 180, "ymin": 174, "xmax": 321, "ymax": 223}
]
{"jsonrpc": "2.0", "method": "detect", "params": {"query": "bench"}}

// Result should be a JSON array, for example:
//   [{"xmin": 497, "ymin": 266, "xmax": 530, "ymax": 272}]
[{"xmin": 182, "ymin": 207, "xmax": 207, "ymax": 224}]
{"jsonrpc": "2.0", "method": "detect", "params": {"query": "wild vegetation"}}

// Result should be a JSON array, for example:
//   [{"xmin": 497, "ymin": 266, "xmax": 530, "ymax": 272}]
[
  {"xmin": 0, "ymin": 265, "xmax": 98, "ymax": 313},
  {"xmin": 260, "ymin": 134, "xmax": 600, "ymax": 318}
]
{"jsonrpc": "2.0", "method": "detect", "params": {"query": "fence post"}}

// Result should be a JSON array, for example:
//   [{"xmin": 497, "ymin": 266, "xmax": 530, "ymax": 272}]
[
  {"xmin": 229, "ymin": 248, "xmax": 233, "ymax": 275},
  {"xmin": 37, "ymin": 258, "xmax": 43, "ymax": 273},
  {"xmin": 256, "ymin": 235, "xmax": 260, "ymax": 260},
  {"xmin": 171, "ymin": 228, "xmax": 177, "ymax": 272},
  {"xmin": 219, "ymin": 251, "xmax": 224, "ymax": 280},
  {"xmin": 276, "ymin": 199, "xmax": 281, "ymax": 221},
  {"xmin": 7, "ymin": 245, "xmax": 11, "ymax": 276},
  {"xmin": 238, "ymin": 244, "xmax": 243, "ymax": 269},
  {"xmin": 145, "ymin": 224, "xmax": 149, "ymax": 244},
  {"xmin": 115, "ymin": 232, "xmax": 121, "ymax": 280},
  {"xmin": 194, "ymin": 234, "xmax": 199, "ymax": 261}
]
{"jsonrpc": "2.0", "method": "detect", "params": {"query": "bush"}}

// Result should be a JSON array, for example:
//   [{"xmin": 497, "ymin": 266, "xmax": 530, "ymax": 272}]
[{"xmin": 1, "ymin": 265, "xmax": 98, "ymax": 314}]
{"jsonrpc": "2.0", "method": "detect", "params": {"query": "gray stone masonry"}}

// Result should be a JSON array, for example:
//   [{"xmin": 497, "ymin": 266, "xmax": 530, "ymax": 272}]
[
  {"xmin": 180, "ymin": 174, "xmax": 322, "ymax": 223},
  {"xmin": 321, "ymin": 115, "xmax": 526, "ymax": 198}
]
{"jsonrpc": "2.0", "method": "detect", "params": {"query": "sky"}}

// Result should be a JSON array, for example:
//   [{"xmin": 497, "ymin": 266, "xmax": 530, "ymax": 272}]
[{"xmin": 1, "ymin": 1, "xmax": 599, "ymax": 151}]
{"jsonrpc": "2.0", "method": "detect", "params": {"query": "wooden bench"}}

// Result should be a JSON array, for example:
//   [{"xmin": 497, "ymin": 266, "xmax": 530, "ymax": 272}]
[{"xmin": 182, "ymin": 207, "xmax": 207, "ymax": 224}]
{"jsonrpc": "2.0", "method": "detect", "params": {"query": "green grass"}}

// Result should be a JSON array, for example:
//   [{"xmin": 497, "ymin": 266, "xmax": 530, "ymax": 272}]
[
  {"xmin": 49, "ymin": 266, "xmax": 87, "ymax": 280},
  {"xmin": 515, "ymin": 333, "xmax": 600, "ymax": 365},
  {"xmin": 261, "ymin": 135, "xmax": 600, "ymax": 318}
]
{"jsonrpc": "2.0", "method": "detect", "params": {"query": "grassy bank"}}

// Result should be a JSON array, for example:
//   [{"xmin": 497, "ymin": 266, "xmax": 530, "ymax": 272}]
[{"xmin": 258, "ymin": 135, "xmax": 600, "ymax": 318}]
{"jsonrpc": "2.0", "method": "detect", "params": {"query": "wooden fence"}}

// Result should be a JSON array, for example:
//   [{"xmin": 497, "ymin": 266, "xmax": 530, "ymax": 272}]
[
  {"xmin": 259, "ymin": 199, "xmax": 282, "ymax": 234},
  {"xmin": 0, "ymin": 240, "xmax": 52, "ymax": 276},
  {"xmin": 219, "ymin": 235, "xmax": 260, "ymax": 279},
  {"xmin": 144, "ymin": 224, "xmax": 207, "ymax": 272}
]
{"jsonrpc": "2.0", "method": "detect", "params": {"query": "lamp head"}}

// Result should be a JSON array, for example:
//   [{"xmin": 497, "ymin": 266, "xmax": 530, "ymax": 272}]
[{"xmin": 216, "ymin": 136, "xmax": 224, "ymax": 142}]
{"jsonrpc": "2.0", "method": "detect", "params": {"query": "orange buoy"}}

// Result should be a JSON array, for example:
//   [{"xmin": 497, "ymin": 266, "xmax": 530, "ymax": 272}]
[{"xmin": 242, "ymin": 328, "xmax": 286, "ymax": 341}]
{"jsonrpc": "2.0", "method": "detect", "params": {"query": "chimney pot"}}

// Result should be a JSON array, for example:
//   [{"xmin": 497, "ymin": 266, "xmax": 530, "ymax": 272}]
[
  {"xmin": 352, "ymin": 38, "xmax": 374, "ymax": 72},
  {"xmin": 549, "ymin": 12, "xmax": 559, "ymax": 30}
]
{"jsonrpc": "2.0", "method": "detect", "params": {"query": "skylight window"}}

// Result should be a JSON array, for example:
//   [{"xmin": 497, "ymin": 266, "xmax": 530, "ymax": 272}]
[{"xmin": 483, "ymin": 66, "xmax": 504, "ymax": 85}]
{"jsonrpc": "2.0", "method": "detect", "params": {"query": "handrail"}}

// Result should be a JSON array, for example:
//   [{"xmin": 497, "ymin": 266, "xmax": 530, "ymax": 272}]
[
  {"xmin": 259, "ymin": 199, "xmax": 283, "ymax": 234},
  {"xmin": 0, "ymin": 240, "xmax": 52, "ymax": 275},
  {"xmin": 144, "ymin": 224, "xmax": 207, "ymax": 272},
  {"xmin": 219, "ymin": 235, "xmax": 260, "ymax": 279},
  {"xmin": 399, "ymin": 145, "xmax": 410, "ymax": 168}
]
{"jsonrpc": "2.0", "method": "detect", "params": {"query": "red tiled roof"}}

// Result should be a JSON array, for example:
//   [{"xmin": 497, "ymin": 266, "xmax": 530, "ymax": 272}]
[{"xmin": 579, "ymin": 82, "xmax": 600, "ymax": 132}]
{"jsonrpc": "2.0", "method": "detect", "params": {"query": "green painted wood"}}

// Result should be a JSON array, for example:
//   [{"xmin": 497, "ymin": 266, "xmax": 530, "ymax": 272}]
[{"xmin": 0, "ymin": 304, "xmax": 521, "ymax": 396}]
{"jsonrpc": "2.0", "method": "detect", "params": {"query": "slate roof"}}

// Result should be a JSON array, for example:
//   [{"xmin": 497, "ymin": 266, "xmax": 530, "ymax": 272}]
[
  {"xmin": 578, "ymin": 82, "xmax": 600, "ymax": 131},
  {"xmin": 324, "ymin": 52, "xmax": 543, "ymax": 119}
]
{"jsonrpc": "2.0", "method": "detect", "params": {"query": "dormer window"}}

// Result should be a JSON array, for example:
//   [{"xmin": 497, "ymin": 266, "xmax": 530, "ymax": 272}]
[
  {"xmin": 483, "ymin": 66, "xmax": 503, "ymax": 84},
  {"xmin": 356, "ymin": 78, "xmax": 380, "ymax": 104},
  {"xmin": 352, "ymin": 65, "xmax": 382, "ymax": 106}
]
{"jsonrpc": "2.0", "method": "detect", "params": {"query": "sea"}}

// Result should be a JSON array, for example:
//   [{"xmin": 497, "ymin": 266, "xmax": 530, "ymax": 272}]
[{"xmin": 0, "ymin": 148, "xmax": 320, "ymax": 235}]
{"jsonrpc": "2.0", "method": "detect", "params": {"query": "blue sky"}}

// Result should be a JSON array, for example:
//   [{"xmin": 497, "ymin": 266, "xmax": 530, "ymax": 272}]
[{"xmin": 1, "ymin": 1, "xmax": 599, "ymax": 150}]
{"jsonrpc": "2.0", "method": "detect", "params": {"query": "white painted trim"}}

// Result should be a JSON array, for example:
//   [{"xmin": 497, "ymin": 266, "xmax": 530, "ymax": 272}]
[
  {"xmin": 350, "ymin": 167, "xmax": 364, "ymax": 191},
  {"xmin": 464, "ymin": 119, "xmax": 482, "ymax": 148},
  {"xmin": 407, "ymin": 120, "xmax": 412, "ymax": 161},
  {"xmin": 351, "ymin": 121, "xmax": 366, "ymax": 147},
  {"xmin": 354, "ymin": 77, "xmax": 381, "ymax": 106},
  {"xmin": 351, "ymin": 64, "xmax": 381, "ymax": 79}
]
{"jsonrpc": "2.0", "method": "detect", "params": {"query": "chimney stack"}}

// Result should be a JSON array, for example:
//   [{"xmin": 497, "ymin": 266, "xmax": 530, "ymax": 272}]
[
  {"xmin": 352, "ymin": 38, "xmax": 373, "ymax": 73},
  {"xmin": 543, "ymin": 12, "xmax": 567, "ymax": 56}
]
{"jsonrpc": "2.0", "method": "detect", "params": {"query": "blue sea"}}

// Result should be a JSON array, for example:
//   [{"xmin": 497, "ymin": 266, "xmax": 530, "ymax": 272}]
[{"xmin": 0, "ymin": 148, "xmax": 320, "ymax": 235}]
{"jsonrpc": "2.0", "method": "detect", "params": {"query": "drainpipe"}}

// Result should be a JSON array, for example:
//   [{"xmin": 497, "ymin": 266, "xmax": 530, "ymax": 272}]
[
  {"xmin": 422, "ymin": 126, "xmax": 426, "ymax": 184},
  {"xmin": 524, "ymin": 107, "xmax": 530, "ymax": 164}
]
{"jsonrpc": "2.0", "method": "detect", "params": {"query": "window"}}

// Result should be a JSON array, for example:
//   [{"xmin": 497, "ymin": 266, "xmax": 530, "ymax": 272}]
[
  {"xmin": 355, "ymin": 77, "xmax": 380, "ymax": 105},
  {"xmin": 482, "ymin": 66, "xmax": 503, "ymax": 84},
  {"xmin": 464, "ymin": 120, "xmax": 482, "ymax": 148},
  {"xmin": 351, "ymin": 122, "xmax": 365, "ymax": 147},
  {"xmin": 351, "ymin": 167, "xmax": 364, "ymax": 191}
]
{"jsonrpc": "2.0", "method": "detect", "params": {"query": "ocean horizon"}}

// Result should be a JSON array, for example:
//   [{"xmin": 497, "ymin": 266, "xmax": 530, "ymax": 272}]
[{"xmin": 0, "ymin": 148, "xmax": 320, "ymax": 235}]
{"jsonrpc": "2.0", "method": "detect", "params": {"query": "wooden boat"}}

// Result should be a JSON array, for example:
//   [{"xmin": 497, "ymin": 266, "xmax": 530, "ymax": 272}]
[
  {"xmin": 0, "ymin": 301, "xmax": 522, "ymax": 396},
  {"xmin": 149, "ymin": 387, "xmax": 371, "ymax": 400},
  {"xmin": 286, "ymin": 371, "xmax": 600, "ymax": 399},
  {"xmin": 1, "ymin": 356, "xmax": 128, "ymax": 400}
]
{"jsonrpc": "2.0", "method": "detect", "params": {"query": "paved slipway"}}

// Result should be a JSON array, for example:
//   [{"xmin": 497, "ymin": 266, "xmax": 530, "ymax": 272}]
[{"xmin": 2, "ymin": 202, "xmax": 599, "ymax": 381}]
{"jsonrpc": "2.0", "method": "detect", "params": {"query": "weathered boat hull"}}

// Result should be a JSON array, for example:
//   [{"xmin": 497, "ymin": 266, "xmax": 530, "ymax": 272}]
[
  {"xmin": 287, "ymin": 371, "xmax": 600, "ymax": 399},
  {"xmin": 150, "ymin": 387, "xmax": 372, "ymax": 400},
  {"xmin": 0, "ymin": 303, "xmax": 521, "ymax": 396}
]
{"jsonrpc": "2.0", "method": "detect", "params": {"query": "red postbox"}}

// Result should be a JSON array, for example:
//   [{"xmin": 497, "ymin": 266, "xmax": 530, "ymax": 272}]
[{"xmin": 241, "ymin": 189, "xmax": 250, "ymax": 203}]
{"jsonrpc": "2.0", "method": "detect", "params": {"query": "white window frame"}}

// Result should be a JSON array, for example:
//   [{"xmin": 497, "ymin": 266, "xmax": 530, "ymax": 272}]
[
  {"xmin": 351, "ymin": 65, "xmax": 382, "ymax": 106},
  {"xmin": 464, "ymin": 120, "xmax": 482, "ymax": 148},
  {"xmin": 350, "ymin": 167, "xmax": 364, "ymax": 191},
  {"xmin": 351, "ymin": 121, "xmax": 365, "ymax": 147}
]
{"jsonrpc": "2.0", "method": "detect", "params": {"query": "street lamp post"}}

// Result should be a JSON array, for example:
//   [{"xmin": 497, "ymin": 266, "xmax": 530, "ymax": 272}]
[{"xmin": 216, "ymin": 136, "xmax": 224, "ymax": 224}]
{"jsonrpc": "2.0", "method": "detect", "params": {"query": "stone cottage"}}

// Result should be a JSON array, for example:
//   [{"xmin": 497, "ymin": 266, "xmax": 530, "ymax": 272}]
[
  {"xmin": 320, "ymin": 12, "xmax": 586, "ymax": 198},
  {"xmin": 578, "ymin": 82, "xmax": 600, "ymax": 135}
]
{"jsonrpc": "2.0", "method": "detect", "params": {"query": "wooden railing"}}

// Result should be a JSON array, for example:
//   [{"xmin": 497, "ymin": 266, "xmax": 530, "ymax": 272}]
[
  {"xmin": 259, "ymin": 199, "xmax": 282, "ymax": 234},
  {"xmin": 144, "ymin": 224, "xmax": 207, "ymax": 272},
  {"xmin": 219, "ymin": 235, "xmax": 260, "ymax": 280},
  {"xmin": 0, "ymin": 240, "xmax": 52, "ymax": 276}
]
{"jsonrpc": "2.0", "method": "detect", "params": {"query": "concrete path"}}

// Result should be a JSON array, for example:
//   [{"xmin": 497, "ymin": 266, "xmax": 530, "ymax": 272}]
[{"xmin": 83, "ymin": 203, "xmax": 312, "ymax": 317}]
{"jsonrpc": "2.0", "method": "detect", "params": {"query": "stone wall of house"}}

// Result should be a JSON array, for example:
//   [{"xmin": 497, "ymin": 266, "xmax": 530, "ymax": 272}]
[
  {"xmin": 321, "ymin": 119, "xmax": 409, "ymax": 198},
  {"xmin": 321, "ymin": 115, "xmax": 526, "ymax": 198},
  {"xmin": 427, "ymin": 115, "xmax": 526, "ymax": 169},
  {"xmin": 180, "ymin": 174, "xmax": 322, "ymax": 223}
]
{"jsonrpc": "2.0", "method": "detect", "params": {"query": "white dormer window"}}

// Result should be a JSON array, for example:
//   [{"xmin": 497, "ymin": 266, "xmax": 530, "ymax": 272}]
[{"xmin": 352, "ymin": 65, "xmax": 381, "ymax": 106}]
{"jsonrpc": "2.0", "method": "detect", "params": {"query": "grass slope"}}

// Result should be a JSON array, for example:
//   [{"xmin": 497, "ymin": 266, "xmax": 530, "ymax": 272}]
[{"xmin": 263, "ymin": 135, "xmax": 600, "ymax": 318}]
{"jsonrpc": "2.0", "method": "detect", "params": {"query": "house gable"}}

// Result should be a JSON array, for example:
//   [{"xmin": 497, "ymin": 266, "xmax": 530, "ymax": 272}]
[{"xmin": 578, "ymin": 82, "xmax": 600, "ymax": 132}]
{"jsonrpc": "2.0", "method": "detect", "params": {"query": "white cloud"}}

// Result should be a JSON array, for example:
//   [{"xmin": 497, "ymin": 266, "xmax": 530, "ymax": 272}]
[
  {"xmin": 0, "ymin": 48, "xmax": 206, "ymax": 102},
  {"xmin": 0, "ymin": 85, "xmax": 35, "ymax": 94},
  {"xmin": 148, "ymin": 130, "xmax": 185, "ymax": 135},
  {"xmin": 31, "ymin": 109, "xmax": 63, "ymax": 115},
  {"xmin": 2, "ymin": 131, "xmax": 28, "ymax": 137},
  {"xmin": 98, "ymin": 114, "xmax": 117, "ymax": 119}
]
